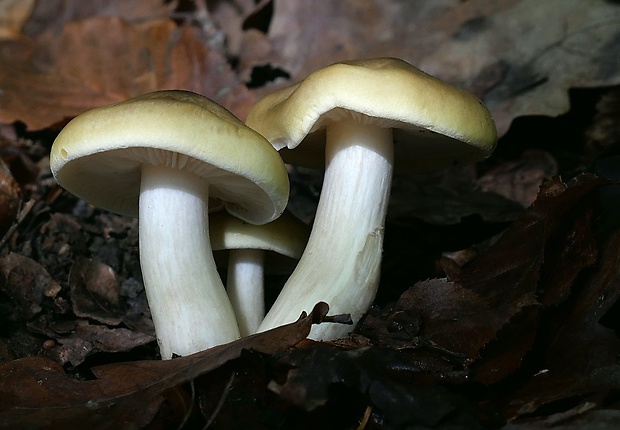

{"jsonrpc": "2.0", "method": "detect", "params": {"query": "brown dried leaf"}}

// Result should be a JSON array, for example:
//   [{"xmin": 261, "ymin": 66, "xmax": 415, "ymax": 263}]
[
  {"xmin": 22, "ymin": 0, "xmax": 176, "ymax": 37},
  {"xmin": 0, "ymin": 136, "xmax": 41, "ymax": 194},
  {"xmin": 69, "ymin": 258, "xmax": 125, "ymax": 326},
  {"xmin": 459, "ymin": 176, "xmax": 601, "ymax": 382},
  {"xmin": 0, "ymin": 303, "xmax": 329, "ymax": 430},
  {"xmin": 0, "ymin": 17, "xmax": 254, "ymax": 129},
  {"xmin": 75, "ymin": 322, "xmax": 153, "ymax": 352},
  {"xmin": 0, "ymin": 0, "xmax": 35, "ymax": 40},
  {"xmin": 0, "ymin": 252, "xmax": 61, "ymax": 320},
  {"xmin": 388, "ymin": 184, "xmax": 523, "ymax": 225},
  {"xmin": 456, "ymin": 175, "xmax": 603, "ymax": 307},
  {"xmin": 271, "ymin": 343, "xmax": 479, "ymax": 428},
  {"xmin": 585, "ymin": 88, "xmax": 620, "ymax": 163},
  {"xmin": 242, "ymin": 0, "xmax": 620, "ymax": 136},
  {"xmin": 209, "ymin": 0, "xmax": 260, "ymax": 58},
  {"xmin": 375, "ymin": 175, "xmax": 604, "ymax": 384},
  {"xmin": 395, "ymin": 279, "xmax": 519, "ymax": 362},
  {"xmin": 44, "ymin": 321, "xmax": 155, "ymax": 367},
  {"xmin": 0, "ymin": 157, "xmax": 21, "ymax": 236},
  {"xmin": 506, "ymin": 230, "xmax": 620, "ymax": 420},
  {"xmin": 477, "ymin": 150, "xmax": 559, "ymax": 208}
]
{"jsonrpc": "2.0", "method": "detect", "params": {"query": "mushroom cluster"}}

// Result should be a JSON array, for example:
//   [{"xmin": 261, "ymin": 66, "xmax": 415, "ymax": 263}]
[
  {"xmin": 50, "ymin": 57, "xmax": 497, "ymax": 358},
  {"xmin": 50, "ymin": 90, "xmax": 290, "ymax": 359}
]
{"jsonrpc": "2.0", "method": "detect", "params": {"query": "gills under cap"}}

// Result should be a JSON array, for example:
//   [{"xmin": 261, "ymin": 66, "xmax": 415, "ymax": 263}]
[
  {"xmin": 210, "ymin": 210, "xmax": 309, "ymax": 274},
  {"xmin": 50, "ymin": 90, "xmax": 289, "ymax": 224},
  {"xmin": 246, "ymin": 57, "xmax": 497, "ymax": 173}
]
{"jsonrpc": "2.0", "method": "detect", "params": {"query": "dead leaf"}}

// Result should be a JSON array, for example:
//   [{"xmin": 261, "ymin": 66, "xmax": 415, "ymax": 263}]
[
  {"xmin": 240, "ymin": 0, "xmax": 620, "ymax": 136},
  {"xmin": 209, "ymin": 0, "xmax": 261, "ymax": 58},
  {"xmin": 0, "ymin": 135, "xmax": 41, "ymax": 195},
  {"xmin": 3, "ymin": 0, "xmax": 618, "ymax": 134},
  {"xmin": 0, "ymin": 16, "xmax": 254, "ymax": 130},
  {"xmin": 505, "ymin": 230, "xmax": 620, "ymax": 421},
  {"xmin": 502, "ymin": 409, "xmax": 620, "ymax": 430},
  {"xmin": 21, "ymin": 0, "xmax": 176, "ymax": 37},
  {"xmin": 271, "ymin": 343, "xmax": 485, "ymax": 428},
  {"xmin": 456, "ymin": 175, "xmax": 602, "ymax": 383},
  {"xmin": 395, "ymin": 279, "xmax": 518, "ymax": 363},
  {"xmin": 0, "ymin": 302, "xmax": 329, "ymax": 430},
  {"xmin": 477, "ymin": 150, "xmax": 559, "ymax": 207},
  {"xmin": 69, "ymin": 258, "xmax": 125, "ymax": 326},
  {"xmin": 362, "ymin": 175, "xmax": 604, "ymax": 385},
  {"xmin": 455, "ymin": 175, "xmax": 603, "ymax": 307},
  {"xmin": 0, "ymin": 0, "xmax": 35, "ymax": 40},
  {"xmin": 0, "ymin": 252, "xmax": 61, "ymax": 320},
  {"xmin": 0, "ymin": 157, "xmax": 21, "ymax": 236},
  {"xmin": 584, "ymin": 88, "xmax": 620, "ymax": 163},
  {"xmin": 388, "ymin": 184, "xmax": 524, "ymax": 225},
  {"xmin": 42, "ymin": 321, "xmax": 155, "ymax": 367}
]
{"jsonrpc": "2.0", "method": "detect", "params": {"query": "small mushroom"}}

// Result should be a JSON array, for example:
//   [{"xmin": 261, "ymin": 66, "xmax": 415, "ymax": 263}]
[
  {"xmin": 210, "ymin": 210, "xmax": 309, "ymax": 336},
  {"xmin": 246, "ymin": 58, "xmax": 497, "ymax": 340},
  {"xmin": 50, "ymin": 90, "xmax": 289, "ymax": 358}
]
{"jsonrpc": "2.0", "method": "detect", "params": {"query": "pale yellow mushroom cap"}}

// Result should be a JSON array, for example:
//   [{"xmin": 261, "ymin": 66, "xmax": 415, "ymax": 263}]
[
  {"xmin": 210, "ymin": 210, "xmax": 309, "ymax": 274},
  {"xmin": 50, "ymin": 90, "xmax": 289, "ymax": 224},
  {"xmin": 246, "ymin": 57, "xmax": 498, "ymax": 173}
]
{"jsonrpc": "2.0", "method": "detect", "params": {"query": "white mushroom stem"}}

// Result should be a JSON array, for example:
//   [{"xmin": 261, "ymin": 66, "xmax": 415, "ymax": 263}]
[
  {"xmin": 258, "ymin": 120, "xmax": 394, "ymax": 339},
  {"xmin": 226, "ymin": 248, "xmax": 266, "ymax": 336},
  {"xmin": 139, "ymin": 164, "xmax": 240, "ymax": 359}
]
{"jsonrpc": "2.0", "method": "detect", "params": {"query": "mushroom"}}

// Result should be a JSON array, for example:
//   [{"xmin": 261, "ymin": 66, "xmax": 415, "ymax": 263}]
[
  {"xmin": 246, "ymin": 57, "xmax": 497, "ymax": 340},
  {"xmin": 209, "ymin": 210, "xmax": 309, "ymax": 336},
  {"xmin": 50, "ymin": 90, "xmax": 289, "ymax": 358}
]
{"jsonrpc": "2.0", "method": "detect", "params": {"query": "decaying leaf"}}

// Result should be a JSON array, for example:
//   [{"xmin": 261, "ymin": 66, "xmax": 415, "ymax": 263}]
[
  {"xmin": 455, "ymin": 175, "xmax": 602, "ymax": 307},
  {"xmin": 22, "ymin": 0, "xmax": 176, "ymax": 37},
  {"xmin": 69, "ymin": 258, "xmax": 125, "ymax": 326},
  {"xmin": 41, "ymin": 321, "xmax": 155, "ymax": 367},
  {"xmin": 477, "ymin": 149, "xmax": 559, "ymax": 207},
  {"xmin": 265, "ymin": 174, "xmax": 612, "ymax": 427},
  {"xmin": 0, "ymin": 0, "xmax": 35, "ymax": 40},
  {"xmin": 239, "ymin": 0, "xmax": 620, "ymax": 136},
  {"xmin": 0, "ymin": 157, "xmax": 21, "ymax": 237},
  {"xmin": 0, "ymin": 252, "xmax": 61, "ymax": 320},
  {"xmin": 505, "ymin": 230, "xmax": 620, "ymax": 421},
  {"xmin": 585, "ymin": 88, "xmax": 620, "ymax": 162},
  {"xmin": 1, "ymin": 0, "xmax": 618, "ymax": 134},
  {"xmin": 270, "ymin": 342, "xmax": 489, "ymax": 428},
  {"xmin": 396, "ymin": 278, "xmax": 522, "ymax": 364},
  {"xmin": 359, "ymin": 175, "xmax": 605, "ymax": 384},
  {"xmin": 452, "ymin": 175, "xmax": 601, "ymax": 382},
  {"xmin": 0, "ymin": 303, "xmax": 329, "ymax": 430},
  {"xmin": 0, "ymin": 134, "xmax": 42, "ymax": 195},
  {"xmin": 0, "ymin": 16, "xmax": 254, "ymax": 130}
]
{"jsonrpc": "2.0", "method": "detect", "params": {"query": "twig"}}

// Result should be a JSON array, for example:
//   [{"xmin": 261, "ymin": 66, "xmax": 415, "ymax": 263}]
[{"xmin": 203, "ymin": 371, "xmax": 236, "ymax": 429}]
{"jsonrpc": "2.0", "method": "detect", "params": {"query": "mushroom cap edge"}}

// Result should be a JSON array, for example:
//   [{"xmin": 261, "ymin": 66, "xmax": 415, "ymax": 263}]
[{"xmin": 50, "ymin": 90, "xmax": 290, "ymax": 225}]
